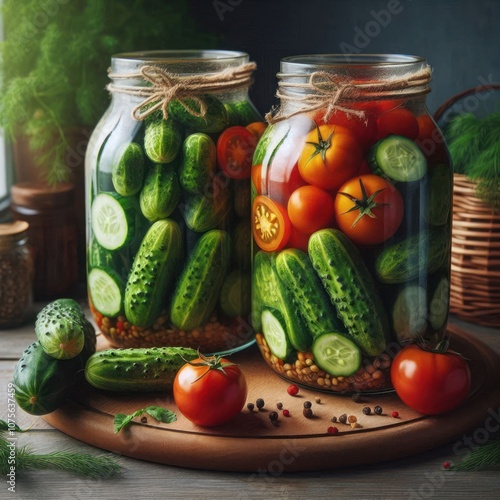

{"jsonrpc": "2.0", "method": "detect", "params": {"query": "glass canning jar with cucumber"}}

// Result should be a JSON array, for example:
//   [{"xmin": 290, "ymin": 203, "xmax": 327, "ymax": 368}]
[
  {"xmin": 251, "ymin": 55, "xmax": 452, "ymax": 393},
  {"xmin": 86, "ymin": 51, "xmax": 262, "ymax": 354}
]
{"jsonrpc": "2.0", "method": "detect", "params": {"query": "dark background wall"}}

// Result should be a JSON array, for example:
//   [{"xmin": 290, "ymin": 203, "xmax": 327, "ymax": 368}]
[{"xmin": 190, "ymin": 0, "xmax": 500, "ymax": 117}]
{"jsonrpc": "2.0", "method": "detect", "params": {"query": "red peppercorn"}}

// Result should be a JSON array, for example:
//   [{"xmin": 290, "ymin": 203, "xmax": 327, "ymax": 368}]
[
  {"xmin": 287, "ymin": 384, "xmax": 299, "ymax": 396},
  {"xmin": 327, "ymin": 426, "xmax": 339, "ymax": 435},
  {"xmin": 442, "ymin": 461, "xmax": 452, "ymax": 470},
  {"xmin": 392, "ymin": 411, "xmax": 399, "ymax": 418},
  {"xmin": 282, "ymin": 409, "xmax": 290, "ymax": 417}
]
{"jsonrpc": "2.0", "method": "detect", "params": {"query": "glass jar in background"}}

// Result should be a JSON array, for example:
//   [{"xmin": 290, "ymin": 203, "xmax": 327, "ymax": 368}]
[
  {"xmin": 86, "ymin": 50, "xmax": 262, "ymax": 353},
  {"xmin": 0, "ymin": 221, "xmax": 33, "ymax": 327},
  {"xmin": 251, "ymin": 54, "xmax": 452, "ymax": 393},
  {"xmin": 10, "ymin": 182, "xmax": 79, "ymax": 300}
]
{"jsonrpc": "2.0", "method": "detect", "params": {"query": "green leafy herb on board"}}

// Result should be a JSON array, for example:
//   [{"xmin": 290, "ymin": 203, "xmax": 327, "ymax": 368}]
[
  {"xmin": 449, "ymin": 441, "xmax": 500, "ymax": 471},
  {"xmin": 114, "ymin": 406, "xmax": 177, "ymax": 434}
]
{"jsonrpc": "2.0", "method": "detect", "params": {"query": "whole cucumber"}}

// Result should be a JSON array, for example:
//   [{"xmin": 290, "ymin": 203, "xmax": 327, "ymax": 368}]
[
  {"xmin": 167, "ymin": 95, "xmax": 227, "ymax": 133},
  {"xmin": 179, "ymin": 133, "xmax": 216, "ymax": 194},
  {"xmin": 84, "ymin": 346, "xmax": 198, "ymax": 392},
  {"xmin": 144, "ymin": 118, "xmax": 182, "ymax": 164},
  {"xmin": 112, "ymin": 142, "xmax": 145, "ymax": 196}
]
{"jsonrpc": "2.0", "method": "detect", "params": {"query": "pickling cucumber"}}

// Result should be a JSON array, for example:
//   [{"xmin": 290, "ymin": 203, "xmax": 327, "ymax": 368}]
[
  {"xmin": 168, "ymin": 95, "xmax": 228, "ymax": 133},
  {"xmin": 225, "ymin": 100, "xmax": 262, "ymax": 126},
  {"xmin": 144, "ymin": 118, "xmax": 182, "ymax": 164},
  {"xmin": 139, "ymin": 164, "xmax": 181, "ymax": 222},
  {"xmin": 112, "ymin": 142, "xmax": 145, "ymax": 196},
  {"xmin": 219, "ymin": 270, "xmax": 251, "ymax": 317},
  {"xmin": 183, "ymin": 184, "xmax": 230, "ymax": 232},
  {"xmin": 85, "ymin": 347, "xmax": 198, "ymax": 392},
  {"xmin": 392, "ymin": 284, "xmax": 428, "ymax": 342},
  {"xmin": 170, "ymin": 229, "xmax": 231, "ymax": 331},
  {"xmin": 253, "ymin": 251, "xmax": 311, "ymax": 352},
  {"xmin": 179, "ymin": 133, "xmax": 216, "ymax": 194},
  {"xmin": 308, "ymin": 229, "xmax": 389, "ymax": 357},
  {"xmin": 124, "ymin": 219, "xmax": 183, "ymax": 327},
  {"xmin": 428, "ymin": 272, "xmax": 450, "ymax": 330},
  {"xmin": 275, "ymin": 249, "xmax": 344, "ymax": 338},
  {"xmin": 261, "ymin": 308, "xmax": 293, "ymax": 361}
]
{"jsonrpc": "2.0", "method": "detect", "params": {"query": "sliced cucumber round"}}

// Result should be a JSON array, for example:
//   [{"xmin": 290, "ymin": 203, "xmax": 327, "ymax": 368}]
[
  {"xmin": 91, "ymin": 193, "xmax": 136, "ymax": 250},
  {"xmin": 312, "ymin": 332, "xmax": 361, "ymax": 377},
  {"xmin": 261, "ymin": 309, "xmax": 292, "ymax": 361},
  {"xmin": 392, "ymin": 284, "xmax": 428, "ymax": 342},
  {"xmin": 88, "ymin": 267, "xmax": 124, "ymax": 318},
  {"xmin": 371, "ymin": 135, "xmax": 427, "ymax": 182}
]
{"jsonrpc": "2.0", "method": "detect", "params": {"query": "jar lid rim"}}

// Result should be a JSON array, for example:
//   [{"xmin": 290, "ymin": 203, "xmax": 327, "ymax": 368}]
[
  {"xmin": 112, "ymin": 50, "xmax": 249, "ymax": 64},
  {"xmin": 281, "ymin": 54, "xmax": 426, "ymax": 69}
]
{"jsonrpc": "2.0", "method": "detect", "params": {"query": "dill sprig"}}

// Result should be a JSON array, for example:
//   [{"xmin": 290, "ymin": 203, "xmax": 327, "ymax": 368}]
[
  {"xmin": 446, "ymin": 111, "xmax": 500, "ymax": 210},
  {"xmin": 450, "ymin": 441, "xmax": 500, "ymax": 471}
]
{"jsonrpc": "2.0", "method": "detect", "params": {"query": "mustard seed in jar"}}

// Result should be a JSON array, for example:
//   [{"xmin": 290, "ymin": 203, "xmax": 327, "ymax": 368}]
[{"xmin": 0, "ymin": 221, "xmax": 33, "ymax": 327}]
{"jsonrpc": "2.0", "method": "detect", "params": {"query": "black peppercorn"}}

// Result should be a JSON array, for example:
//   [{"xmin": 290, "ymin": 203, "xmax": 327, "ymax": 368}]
[
  {"xmin": 276, "ymin": 402, "xmax": 283, "ymax": 410},
  {"xmin": 362, "ymin": 406, "xmax": 371, "ymax": 415},
  {"xmin": 374, "ymin": 405, "xmax": 383, "ymax": 415},
  {"xmin": 269, "ymin": 411, "xmax": 279, "ymax": 422},
  {"xmin": 141, "ymin": 416, "xmax": 148, "ymax": 424},
  {"xmin": 247, "ymin": 403, "xmax": 255, "ymax": 412},
  {"xmin": 303, "ymin": 401, "xmax": 312, "ymax": 409},
  {"xmin": 352, "ymin": 393, "xmax": 361, "ymax": 403},
  {"xmin": 331, "ymin": 416, "xmax": 337, "ymax": 423},
  {"xmin": 303, "ymin": 408, "xmax": 313, "ymax": 418},
  {"xmin": 256, "ymin": 398, "xmax": 265, "ymax": 410},
  {"xmin": 339, "ymin": 413, "xmax": 348, "ymax": 424}
]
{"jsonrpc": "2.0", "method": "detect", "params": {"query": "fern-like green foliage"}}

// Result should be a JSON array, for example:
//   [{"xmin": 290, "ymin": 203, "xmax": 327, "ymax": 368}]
[
  {"xmin": 446, "ymin": 111, "xmax": 500, "ymax": 211},
  {"xmin": 0, "ymin": 0, "xmax": 219, "ymax": 184}
]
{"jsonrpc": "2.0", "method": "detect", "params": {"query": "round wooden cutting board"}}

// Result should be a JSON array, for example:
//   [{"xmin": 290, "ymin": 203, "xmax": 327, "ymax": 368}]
[{"xmin": 44, "ymin": 323, "xmax": 500, "ymax": 472}]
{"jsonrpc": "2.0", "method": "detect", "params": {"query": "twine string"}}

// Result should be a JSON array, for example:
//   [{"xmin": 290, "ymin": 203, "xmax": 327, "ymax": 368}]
[
  {"xmin": 107, "ymin": 62, "xmax": 257, "ymax": 121},
  {"xmin": 265, "ymin": 65, "xmax": 432, "ymax": 124}
]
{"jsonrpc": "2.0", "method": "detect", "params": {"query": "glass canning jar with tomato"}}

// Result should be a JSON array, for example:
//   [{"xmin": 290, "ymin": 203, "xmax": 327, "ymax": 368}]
[
  {"xmin": 86, "ymin": 50, "xmax": 263, "ymax": 353},
  {"xmin": 251, "ymin": 55, "xmax": 452, "ymax": 393}
]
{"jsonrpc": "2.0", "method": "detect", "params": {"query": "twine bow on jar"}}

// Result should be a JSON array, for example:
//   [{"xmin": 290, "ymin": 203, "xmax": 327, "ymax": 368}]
[
  {"xmin": 107, "ymin": 62, "xmax": 257, "ymax": 121},
  {"xmin": 266, "ymin": 65, "xmax": 432, "ymax": 124}
]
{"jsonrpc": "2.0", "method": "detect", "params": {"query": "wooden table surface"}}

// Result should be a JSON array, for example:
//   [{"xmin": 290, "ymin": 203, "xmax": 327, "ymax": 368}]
[{"xmin": 1, "ymin": 309, "xmax": 499, "ymax": 500}]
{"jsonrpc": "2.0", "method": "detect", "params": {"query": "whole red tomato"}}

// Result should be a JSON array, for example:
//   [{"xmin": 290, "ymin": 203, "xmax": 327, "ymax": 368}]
[
  {"xmin": 173, "ymin": 354, "xmax": 247, "ymax": 427},
  {"xmin": 391, "ymin": 345, "xmax": 471, "ymax": 415},
  {"xmin": 376, "ymin": 108, "xmax": 419, "ymax": 140},
  {"xmin": 334, "ymin": 174, "xmax": 404, "ymax": 245}
]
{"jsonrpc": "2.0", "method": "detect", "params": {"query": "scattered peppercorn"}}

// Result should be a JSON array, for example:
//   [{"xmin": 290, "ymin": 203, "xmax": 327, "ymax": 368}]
[
  {"xmin": 303, "ymin": 408, "xmax": 313, "ymax": 418},
  {"xmin": 269, "ymin": 411, "xmax": 279, "ymax": 422},
  {"xmin": 374, "ymin": 405, "xmax": 383, "ymax": 415},
  {"xmin": 339, "ymin": 413, "xmax": 348, "ymax": 424},
  {"xmin": 247, "ymin": 403, "xmax": 255, "ymax": 412},
  {"xmin": 315, "ymin": 397, "xmax": 321, "ymax": 404},
  {"xmin": 141, "ymin": 416, "xmax": 148, "ymax": 424},
  {"xmin": 351, "ymin": 393, "xmax": 361, "ymax": 403},
  {"xmin": 287, "ymin": 384, "xmax": 299, "ymax": 396},
  {"xmin": 362, "ymin": 406, "xmax": 371, "ymax": 415},
  {"xmin": 303, "ymin": 401, "xmax": 312, "ymax": 409},
  {"xmin": 256, "ymin": 398, "xmax": 265, "ymax": 410},
  {"xmin": 327, "ymin": 426, "xmax": 339, "ymax": 435},
  {"xmin": 283, "ymin": 409, "xmax": 290, "ymax": 417},
  {"xmin": 348, "ymin": 415, "xmax": 357, "ymax": 423},
  {"xmin": 442, "ymin": 461, "xmax": 452, "ymax": 470},
  {"xmin": 331, "ymin": 416, "xmax": 337, "ymax": 423},
  {"xmin": 392, "ymin": 411, "xmax": 399, "ymax": 418},
  {"xmin": 276, "ymin": 402, "xmax": 283, "ymax": 410}
]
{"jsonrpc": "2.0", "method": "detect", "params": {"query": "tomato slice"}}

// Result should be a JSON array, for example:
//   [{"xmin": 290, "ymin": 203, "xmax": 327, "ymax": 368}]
[
  {"xmin": 217, "ymin": 126, "xmax": 257, "ymax": 179},
  {"xmin": 252, "ymin": 195, "xmax": 291, "ymax": 252}
]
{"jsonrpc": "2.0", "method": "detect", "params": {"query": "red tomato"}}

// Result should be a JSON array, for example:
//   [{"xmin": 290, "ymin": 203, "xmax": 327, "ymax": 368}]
[
  {"xmin": 252, "ymin": 195, "xmax": 291, "ymax": 252},
  {"xmin": 267, "ymin": 162, "xmax": 307, "ymax": 205},
  {"xmin": 334, "ymin": 174, "xmax": 404, "ymax": 245},
  {"xmin": 376, "ymin": 108, "xmax": 419, "ymax": 140},
  {"xmin": 245, "ymin": 121, "xmax": 267, "ymax": 140},
  {"xmin": 415, "ymin": 115, "xmax": 450, "ymax": 164},
  {"xmin": 174, "ymin": 354, "xmax": 248, "ymax": 427},
  {"xmin": 391, "ymin": 345, "xmax": 471, "ymax": 415},
  {"xmin": 298, "ymin": 124, "xmax": 363, "ymax": 191},
  {"xmin": 217, "ymin": 126, "xmax": 257, "ymax": 179},
  {"xmin": 251, "ymin": 163, "xmax": 263, "ymax": 196},
  {"xmin": 287, "ymin": 185, "xmax": 336, "ymax": 235},
  {"xmin": 287, "ymin": 226, "xmax": 310, "ymax": 253}
]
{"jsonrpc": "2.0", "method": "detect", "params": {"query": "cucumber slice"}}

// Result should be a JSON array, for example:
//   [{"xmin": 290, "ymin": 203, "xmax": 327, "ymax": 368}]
[
  {"xmin": 261, "ymin": 309, "xmax": 292, "ymax": 360},
  {"xmin": 392, "ymin": 284, "xmax": 428, "ymax": 342},
  {"xmin": 312, "ymin": 332, "xmax": 361, "ymax": 377},
  {"xmin": 91, "ymin": 193, "xmax": 136, "ymax": 250},
  {"xmin": 219, "ymin": 270, "xmax": 251, "ymax": 317},
  {"xmin": 371, "ymin": 135, "xmax": 427, "ymax": 182},
  {"xmin": 429, "ymin": 274, "xmax": 450, "ymax": 330},
  {"xmin": 88, "ymin": 267, "xmax": 124, "ymax": 318}
]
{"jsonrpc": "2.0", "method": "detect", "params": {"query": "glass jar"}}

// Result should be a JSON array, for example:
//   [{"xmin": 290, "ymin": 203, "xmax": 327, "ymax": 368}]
[
  {"xmin": 251, "ymin": 54, "xmax": 452, "ymax": 393},
  {"xmin": 86, "ymin": 50, "xmax": 261, "ymax": 353},
  {"xmin": 0, "ymin": 221, "xmax": 33, "ymax": 327},
  {"xmin": 10, "ymin": 182, "xmax": 79, "ymax": 300}
]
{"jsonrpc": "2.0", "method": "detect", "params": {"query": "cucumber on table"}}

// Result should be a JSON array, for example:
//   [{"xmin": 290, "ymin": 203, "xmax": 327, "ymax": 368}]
[
  {"xmin": 369, "ymin": 135, "xmax": 427, "ymax": 182},
  {"xmin": 254, "ymin": 251, "xmax": 311, "ymax": 353},
  {"xmin": 275, "ymin": 249, "xmax": 344, "ymax": 339},
  {"xmin": 124, "ymin": 219, "xmax": 183, "ymax": 328},
  {"xmin": 85, "ymin": 347, "xmax": 199, "ymax": 392},
  {"xmin": 308, "ymin": 229, "xmax": 389, "ymax": 357},
  {"xmin": 111, "ymin": 142, "xmax": 145, "ymax": 196},
  {"xmin": 170, "ymin": 229, "xmax": 231, "ymax": 331},
  {"xmin": 179, "ymin": 133, "xmax": 216, "ymax": 194}
]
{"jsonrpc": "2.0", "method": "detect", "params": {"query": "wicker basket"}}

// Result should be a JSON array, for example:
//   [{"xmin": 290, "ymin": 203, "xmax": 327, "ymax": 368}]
[{"xmin": 434, "ymin": 84, "xmax": 500, "ymax": 328}]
